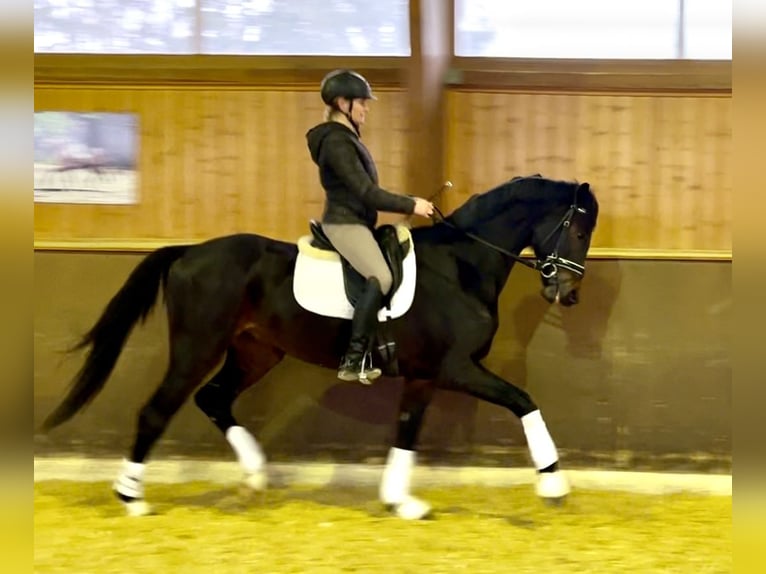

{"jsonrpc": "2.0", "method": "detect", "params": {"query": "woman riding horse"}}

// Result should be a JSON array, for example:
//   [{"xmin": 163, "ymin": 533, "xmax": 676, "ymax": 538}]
[{"xmin": 306, "ymin": 69, "xmax": 434, "ymax": 383}]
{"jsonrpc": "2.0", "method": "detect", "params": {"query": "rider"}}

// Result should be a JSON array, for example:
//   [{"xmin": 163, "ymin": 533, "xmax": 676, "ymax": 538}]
[{"xmin": 306, "ymin": 69, "xmax": 434, "ymax": 382}]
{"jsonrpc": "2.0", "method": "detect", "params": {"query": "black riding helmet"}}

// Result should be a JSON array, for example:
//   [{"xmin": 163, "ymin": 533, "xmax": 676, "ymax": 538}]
[
  {"xmin": 320, "ymin": 69, "xmax": 377, "ymax": 105},
  {"xmin": 320, "ymin": 69, "xmax": 376, "ymax": 135}
]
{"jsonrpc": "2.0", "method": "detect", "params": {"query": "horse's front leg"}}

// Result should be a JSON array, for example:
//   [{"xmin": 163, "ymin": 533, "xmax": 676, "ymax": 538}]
[
  {"xmin": 380, "ymin": 378, "xmax": 435, "ymax": 520},
  {"xmin": 441, "ymin": 359, "xmax": 571, "ymax": 504}
]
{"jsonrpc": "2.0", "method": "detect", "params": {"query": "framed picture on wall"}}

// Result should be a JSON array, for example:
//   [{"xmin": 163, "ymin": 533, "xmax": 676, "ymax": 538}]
[{"xmin": 34, "ymin": 111, "xmax": 139, "ymax": 205}]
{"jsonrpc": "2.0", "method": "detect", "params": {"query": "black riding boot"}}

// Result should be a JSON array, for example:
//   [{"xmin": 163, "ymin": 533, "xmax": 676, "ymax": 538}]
[{"xmin": 338, "ymin": 277, "xmax": 384, "ymax": 383}]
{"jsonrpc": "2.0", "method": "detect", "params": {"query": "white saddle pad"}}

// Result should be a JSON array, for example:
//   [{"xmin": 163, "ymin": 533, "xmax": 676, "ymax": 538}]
[{"xmin": 293, "ymin": 225, "xmax": 417, "ymax": 321}]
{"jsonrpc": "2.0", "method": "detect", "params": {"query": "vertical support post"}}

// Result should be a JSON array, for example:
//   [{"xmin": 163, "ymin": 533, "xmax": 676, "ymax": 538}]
[{"xmin": 406, "ymin": 0, "xmax": 453, "ymax": 219}]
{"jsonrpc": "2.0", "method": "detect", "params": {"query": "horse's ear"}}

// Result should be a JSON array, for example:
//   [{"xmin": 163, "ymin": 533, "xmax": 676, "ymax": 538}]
[{"xmin": 577, "ymin": 182, "xmax": 590, "ymax": 194}]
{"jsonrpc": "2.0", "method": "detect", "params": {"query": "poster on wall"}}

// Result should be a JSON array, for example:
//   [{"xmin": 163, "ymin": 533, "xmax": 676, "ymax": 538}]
[{"xmin": 34, "ymin": 111, "xmax": 139, "ymax": 204}]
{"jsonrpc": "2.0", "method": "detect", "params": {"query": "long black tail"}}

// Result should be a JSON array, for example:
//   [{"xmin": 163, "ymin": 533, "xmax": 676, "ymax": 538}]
[{"xmin": 40, "ymin": 245, "xmax": 191, "ymax": 432}]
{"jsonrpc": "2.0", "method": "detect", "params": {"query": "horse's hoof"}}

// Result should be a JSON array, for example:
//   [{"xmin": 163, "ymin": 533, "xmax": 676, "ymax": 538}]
[
  {"xmin": 115, "ymin": 489, "xmax": 153, "ymax": 516},
  {"xmin": 242, "ymin": 470, "xmax": 268, "ymax": 492},
  {"xmin": 542, "ymin": 496, "xmax": 567, "ymax": 507},
  {"xmin": 124, "ymin": 499, "xmax": 153, "ymax": 517},
  {"xmin": 385, "ymin": 496, "xmax": 432, "ymax": 520},
  {"xmin": 536, "ymin": 470, "xmax": 571, "ymax": 503}
]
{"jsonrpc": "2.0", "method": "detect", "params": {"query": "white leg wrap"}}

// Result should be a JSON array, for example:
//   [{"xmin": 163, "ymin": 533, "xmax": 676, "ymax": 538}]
[
  {"xmin": 379, "ymin": 447, "xmax": 415, "ymax": 505},
  {"xmin": 113, "ymin": 458, "xmax": 146, "ymax": 499},
  {"xmin": 380, "ymin": 448, "xmax": 431, "ymax": 519},
  {"xmin": 226, "ymin": 425, "xmax": 265, "ymax": 473},
  {"xmin": 521, "ymin": 410, "xmax": 559, "ymax": 470}
]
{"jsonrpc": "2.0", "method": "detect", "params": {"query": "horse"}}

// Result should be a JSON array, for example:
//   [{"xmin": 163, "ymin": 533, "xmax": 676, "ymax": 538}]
[{"xmin": 40, "ymin": 174, "xmax": 599, "ymax": 519}]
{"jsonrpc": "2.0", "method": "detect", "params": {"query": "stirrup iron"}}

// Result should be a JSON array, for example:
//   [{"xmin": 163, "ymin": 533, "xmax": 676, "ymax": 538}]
[{"xmin": 358, "ymin": 351, "xmax": 381, "ymax": 384}]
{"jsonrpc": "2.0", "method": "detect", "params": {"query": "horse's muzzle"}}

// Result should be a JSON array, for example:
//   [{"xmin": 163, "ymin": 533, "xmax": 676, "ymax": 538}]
[{"xmin": 541, "ymin": 276, "xmax": 580, "ymax": 306}]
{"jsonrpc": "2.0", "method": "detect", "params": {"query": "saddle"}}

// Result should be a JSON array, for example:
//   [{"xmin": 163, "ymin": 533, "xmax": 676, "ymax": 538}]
[{"xmin": 308, "ymin": 220, "xmax": 411, "ymax": 308}]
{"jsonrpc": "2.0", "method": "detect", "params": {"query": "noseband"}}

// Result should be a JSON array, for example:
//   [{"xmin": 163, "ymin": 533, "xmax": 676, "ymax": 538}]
[{"xmin": 431, "ymin": 188, "xmax": 587, "ymax": 281}]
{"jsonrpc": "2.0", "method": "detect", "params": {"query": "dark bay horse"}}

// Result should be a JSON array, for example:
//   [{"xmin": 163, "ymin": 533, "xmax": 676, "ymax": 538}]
[{"xmin": 41, "ymin": 175, "xmax": 599, "ymax": 519}]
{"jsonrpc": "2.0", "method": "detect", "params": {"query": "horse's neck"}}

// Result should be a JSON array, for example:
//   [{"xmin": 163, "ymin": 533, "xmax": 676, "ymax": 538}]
[
  {"xmin": 450, "ymin": 223, "xmax": 528, "ymax": 308},
  {"xmin": 469, "ymin": 208, "xmax": 532, "ymax": 257},
  {"xmin": 415, "ymin": 211, "xmax": 532, "ymax": 305}
]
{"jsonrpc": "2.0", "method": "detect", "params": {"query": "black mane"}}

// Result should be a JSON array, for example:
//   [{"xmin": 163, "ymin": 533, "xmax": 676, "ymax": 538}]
[{"xmin": 447, "ymin": 175, "xmax": 599, "ymax": 231}]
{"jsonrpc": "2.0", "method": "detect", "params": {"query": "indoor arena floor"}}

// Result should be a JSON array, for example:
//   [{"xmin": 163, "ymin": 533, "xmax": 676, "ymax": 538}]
[{"xmin": 34, "ymin": 480, "xmax": 731, "ymax": 573}]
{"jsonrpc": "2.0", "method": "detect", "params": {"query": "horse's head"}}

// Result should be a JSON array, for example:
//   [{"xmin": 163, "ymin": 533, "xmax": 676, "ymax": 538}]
[
  {"xmin": 440, "ymin": 175, "xmax": 599, "ymax": 306},
  {"xmin": 530, "ymin": 182, "xmax": 599, "ymax": 306}
]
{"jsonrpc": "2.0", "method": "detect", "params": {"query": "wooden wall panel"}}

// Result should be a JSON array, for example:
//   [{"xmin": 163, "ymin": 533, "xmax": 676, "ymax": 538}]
[
  {"xmin": 444, "ymin": 91, "xmax": 732, "ymax": 254},
  {"xmin": 34, "ymin": 87, "xmax": 409, "ymax": 245},
  {"xmin": 35, "ymin": 85, "xmax": 731, "ymax": 257}
]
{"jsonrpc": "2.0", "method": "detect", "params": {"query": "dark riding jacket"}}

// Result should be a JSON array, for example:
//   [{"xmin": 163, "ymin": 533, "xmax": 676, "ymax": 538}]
[{"xmin": 306, "ymin": 121, "xmax": 415, "ymax": 229}]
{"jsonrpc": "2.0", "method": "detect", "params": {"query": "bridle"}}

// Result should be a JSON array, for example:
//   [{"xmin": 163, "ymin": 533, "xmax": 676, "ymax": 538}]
[{"xmin": 429, "ymin": 183, "xmax": 588, "ymax": 281}]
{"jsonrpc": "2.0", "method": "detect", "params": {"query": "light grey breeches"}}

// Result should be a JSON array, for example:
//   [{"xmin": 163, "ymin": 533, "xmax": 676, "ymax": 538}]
[{"xmin": 320, "ymin": 223, "xmax": 393, "ymax": 295}]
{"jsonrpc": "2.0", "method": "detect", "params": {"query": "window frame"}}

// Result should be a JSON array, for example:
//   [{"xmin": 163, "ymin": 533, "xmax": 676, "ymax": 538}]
[
  {"xmin": 448, "ymin": 57, "xmax": 731, "ymax": 95},
  {"xmin": 33, "ymin": 54, "xmax": 409, "ymax": 88}
]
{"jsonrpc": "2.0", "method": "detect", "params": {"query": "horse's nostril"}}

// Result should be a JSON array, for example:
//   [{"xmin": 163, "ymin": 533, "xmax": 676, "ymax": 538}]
[{"xmin": 569, "ymin": 290, "xmax": 579, "ymax": 305}]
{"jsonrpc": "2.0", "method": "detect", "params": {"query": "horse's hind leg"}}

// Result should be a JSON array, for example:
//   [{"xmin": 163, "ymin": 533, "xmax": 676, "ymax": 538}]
[
  {"xmin": 113, "ymin": 331, "xmax": 229, "ymax": 516},
  {"xmin": 193, "ymin": 336, "xmax": 285, "ymax": 491},
  {"xmin": 380, "ymin": 378, "xmax": 435, "ymax": 520}
]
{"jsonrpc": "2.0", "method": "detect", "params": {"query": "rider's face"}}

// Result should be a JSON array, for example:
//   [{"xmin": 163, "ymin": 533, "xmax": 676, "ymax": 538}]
[
  {"xmin": 351, "ymin": 98, "xmax": 370, "ymax": 126},
  {"xmin": 339, "ymin": 97, "xmax": 371, "ymax": 127}
]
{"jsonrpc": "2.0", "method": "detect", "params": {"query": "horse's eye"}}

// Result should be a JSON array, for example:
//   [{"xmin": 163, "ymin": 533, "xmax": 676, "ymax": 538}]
[{"xmin": 577, "ymin": 232, "xmax": 586, "ymax": 240}]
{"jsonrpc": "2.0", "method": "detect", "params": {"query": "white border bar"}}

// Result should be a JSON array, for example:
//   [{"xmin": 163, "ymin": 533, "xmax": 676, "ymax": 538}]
[{"xmin": 34, "ymin": 457, "xmax": 731, "ymax": 496}]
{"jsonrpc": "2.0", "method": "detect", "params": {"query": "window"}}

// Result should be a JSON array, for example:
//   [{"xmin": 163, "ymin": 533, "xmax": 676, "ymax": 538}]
[
  {"xmin": 455, "ymin": 0, "xmax": 732, "ymax": 60},
  {"xmin": 34, "ymin": 0, "xmax": 411, "ymax": 55},
  {"xmin": 683, "ymin": 0, "xmax": 731, "ymax": 59},
  {"xmin": 34, "ymin": 0, "xmax": 197, "ymax": 54}
]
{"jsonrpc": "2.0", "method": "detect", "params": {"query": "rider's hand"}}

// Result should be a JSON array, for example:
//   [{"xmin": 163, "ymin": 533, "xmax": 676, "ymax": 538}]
[{"xmin": 413, "ymin": 197, "xmax": 435, "ymax": 218}]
